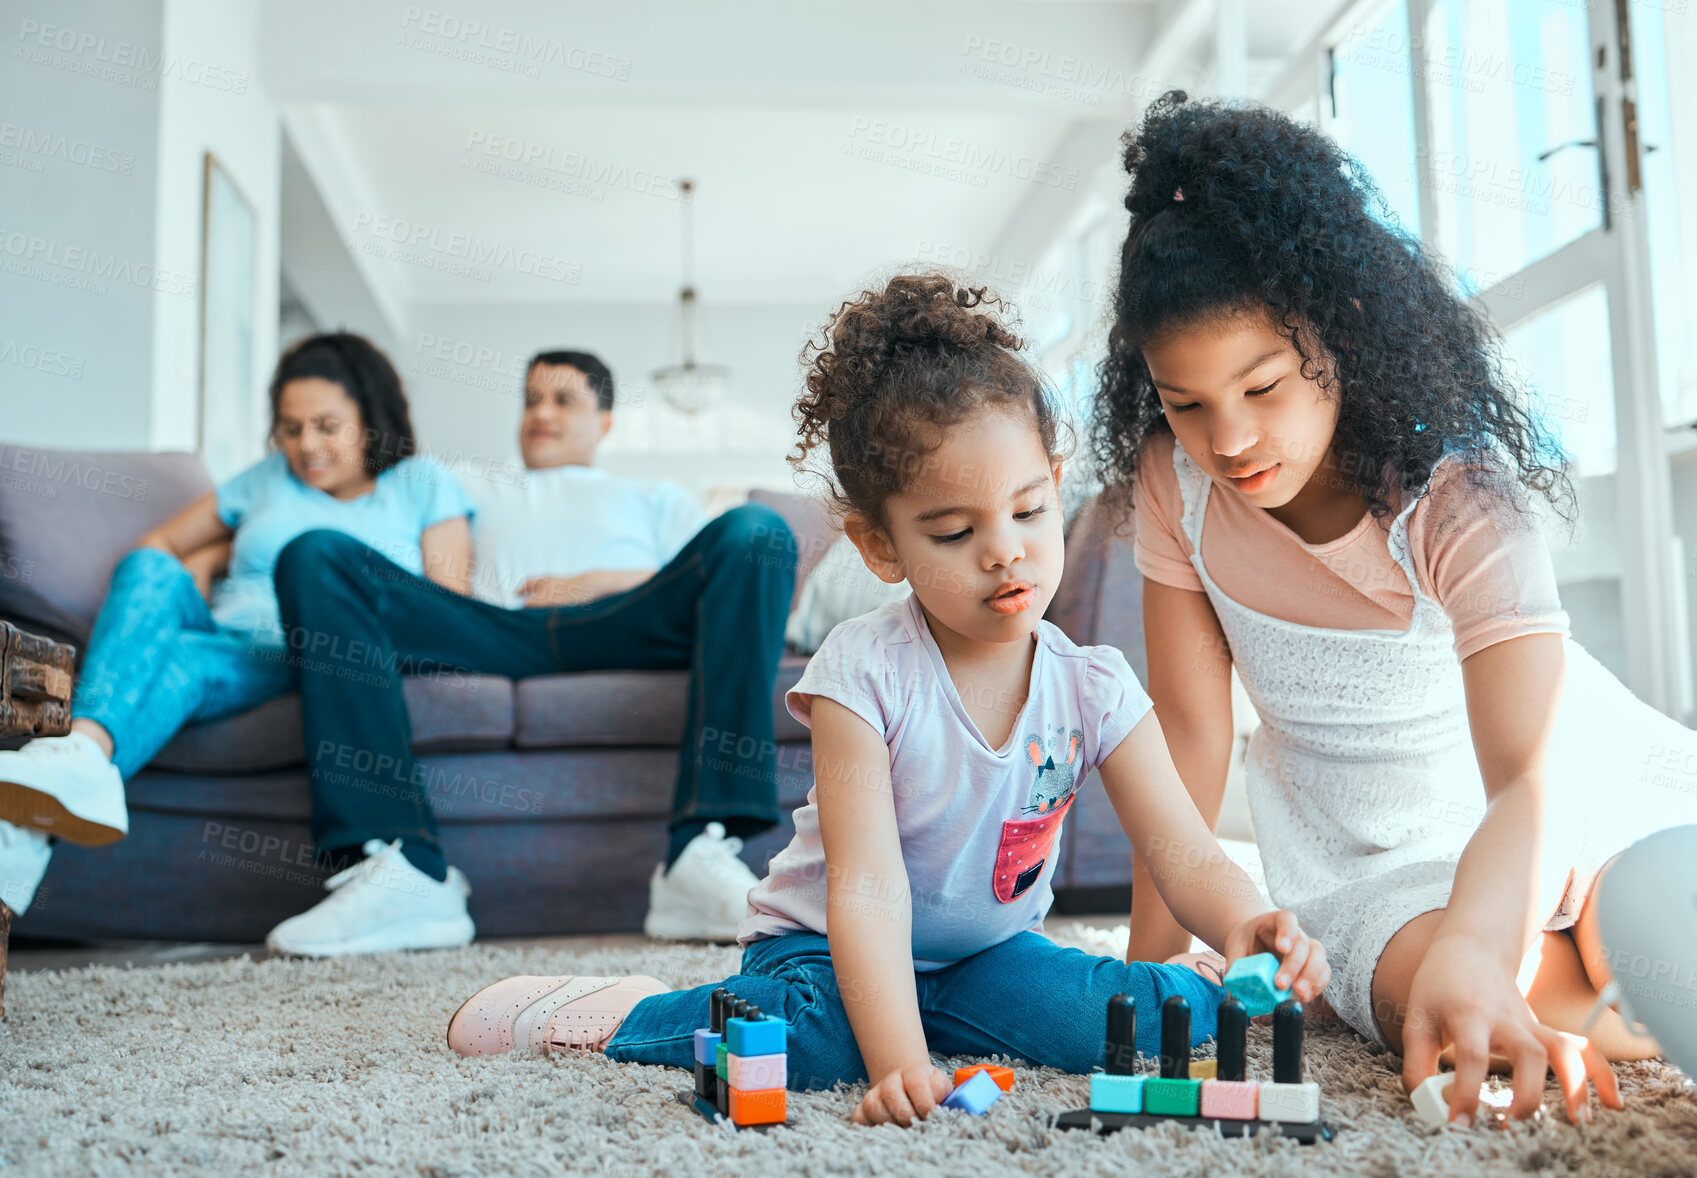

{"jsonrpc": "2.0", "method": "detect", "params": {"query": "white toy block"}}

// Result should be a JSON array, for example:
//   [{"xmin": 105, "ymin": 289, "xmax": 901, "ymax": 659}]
[
  {"xmin": 1256, "ymin": 1080, "xmax": 1320, "ymax": 1123},
  {"xmin": 1411, "ymin": 1073, "xmax": 1455, "ymax": 1126}
]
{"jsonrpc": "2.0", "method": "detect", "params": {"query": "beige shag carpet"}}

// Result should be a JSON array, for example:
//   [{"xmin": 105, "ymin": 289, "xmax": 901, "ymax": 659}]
[{"xmin": 3, "ymin": 922, "xmax": 1694, "ymax": 1178}]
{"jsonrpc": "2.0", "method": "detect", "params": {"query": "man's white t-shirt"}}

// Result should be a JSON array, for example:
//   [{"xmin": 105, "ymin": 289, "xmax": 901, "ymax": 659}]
[{"xmin": 467, "ymin": 464, "xmax": 706, "ymax": 608}]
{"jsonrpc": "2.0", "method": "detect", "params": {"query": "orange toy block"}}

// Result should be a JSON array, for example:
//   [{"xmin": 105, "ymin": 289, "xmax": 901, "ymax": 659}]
[
  {"xmin": 728, "ymin": 1086, "xmax": 786, "ymax": 1126},
  {"xmin": 953, "ymin": 1065, "xmax": 1015, "ymax": 1092}
]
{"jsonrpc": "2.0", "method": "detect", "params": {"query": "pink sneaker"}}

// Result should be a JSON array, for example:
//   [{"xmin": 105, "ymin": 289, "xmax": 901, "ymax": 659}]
[{"xmin": 446, "ymin": 974, "xmax": 672, "ymax": 1057}]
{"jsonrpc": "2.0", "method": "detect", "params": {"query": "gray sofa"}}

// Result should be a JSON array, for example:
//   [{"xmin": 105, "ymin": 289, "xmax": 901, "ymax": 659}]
[{"xmin": 0, "ymin": 444, "xmax": 1146, "ymax": 941}]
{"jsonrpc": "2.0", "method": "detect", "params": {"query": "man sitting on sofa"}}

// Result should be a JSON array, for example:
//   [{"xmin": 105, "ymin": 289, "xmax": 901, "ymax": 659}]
[{"xmin": 264, "ymin": 350, "xmax": 796, "ymax": 955}]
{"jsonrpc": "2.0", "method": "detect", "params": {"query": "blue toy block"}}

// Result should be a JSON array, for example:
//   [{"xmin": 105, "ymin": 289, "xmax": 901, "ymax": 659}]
[
  {"xmin": 1089, "ymin": 1073, "xmax": 1145, "ymax": 1114},
  {"xmin": 943, "ymin": 1067, "xmax": 1004, "ymax": 1115},
  {"xmin": 1223, "ymin": 953, "xmax": 1291, "ymax": 1017},
  {"xmin": 725, "ymin": 1016, "xmax": 787, "ymax": 1057},
  {"xmin": 693, "ymin": 1029, "xmax": 721, "ymax": 1067}
]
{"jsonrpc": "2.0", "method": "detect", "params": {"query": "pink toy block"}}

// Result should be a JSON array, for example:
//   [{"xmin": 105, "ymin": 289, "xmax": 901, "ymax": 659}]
[
  {"xmin": 1199, "ymin": 1079, "xmax": 1258, "ymax": 1120},
  {"xmin": 726, "ymin": 1052, "xmax": 787, "ymax": 1091}
]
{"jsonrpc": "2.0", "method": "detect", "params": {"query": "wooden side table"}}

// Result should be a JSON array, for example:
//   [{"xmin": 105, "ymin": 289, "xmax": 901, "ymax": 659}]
[{"xmin": 0, "ymin": 619, "xmax": 77, "ymax": 1018}]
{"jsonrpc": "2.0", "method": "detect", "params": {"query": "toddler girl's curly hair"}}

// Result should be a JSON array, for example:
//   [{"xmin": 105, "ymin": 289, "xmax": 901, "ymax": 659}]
[
  {"xmin": 1093, "ymin": 90, "xmax": 1571, "ymax": 522},
  {"xmin": 794, "ymin": 273, "xmax": 1064, "ymax": 528}
]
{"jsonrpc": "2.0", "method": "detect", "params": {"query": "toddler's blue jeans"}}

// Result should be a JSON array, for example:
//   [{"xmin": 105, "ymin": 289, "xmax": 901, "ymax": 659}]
[{"xmin": 605, "ymin": 930, "xmax": 1225, "ymax": 1089}]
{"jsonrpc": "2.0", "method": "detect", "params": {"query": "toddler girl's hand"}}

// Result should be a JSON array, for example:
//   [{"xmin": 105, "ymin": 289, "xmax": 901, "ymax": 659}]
[
  {"xmin": 853, "ymin": 1062, "xmax": 954, "ymax": 1127},
  {"xmin": 1225, "ymin": 909, "xmax": 1330, "ymax": 1003}
]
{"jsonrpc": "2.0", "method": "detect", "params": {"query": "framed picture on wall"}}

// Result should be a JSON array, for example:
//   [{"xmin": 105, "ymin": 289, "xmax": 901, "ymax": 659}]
[{"xmin": 198, "ymin": 152, "xmax": 257, "ymax": 484}]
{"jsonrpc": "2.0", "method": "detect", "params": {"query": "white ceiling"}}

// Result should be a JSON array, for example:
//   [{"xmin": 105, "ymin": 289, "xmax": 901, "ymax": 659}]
[{"xmin": 261, "ymin": 0, "xmax": 1340, "ymax": 322}]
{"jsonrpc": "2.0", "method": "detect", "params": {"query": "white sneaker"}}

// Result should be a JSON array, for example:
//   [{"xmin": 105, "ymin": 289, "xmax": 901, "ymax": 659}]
[
  {"xmin": 0, "ymin": 732, "xmax": 127, "ymax": 846},
  {"xmin": 643, "ymin": 822, "xmax": 759, "ymax": 942},
  {"xmin": 265, "ymin": 838, "xmax": 475, "ymax": 957},
  {"xmin": 0, "ymin": 820, "xmax": 52, "ymax": 915}
]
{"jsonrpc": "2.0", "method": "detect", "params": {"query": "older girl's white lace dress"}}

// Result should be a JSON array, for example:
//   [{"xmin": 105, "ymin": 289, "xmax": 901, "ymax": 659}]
[{"xmin": 1172, "ymin": 445, "xmax": 1697, "ymax": 1046}]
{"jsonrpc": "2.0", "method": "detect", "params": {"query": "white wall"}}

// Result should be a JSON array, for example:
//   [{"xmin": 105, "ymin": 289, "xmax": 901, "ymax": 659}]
[
  {"xmin": 402, "ymin": 299, "xmax": 823, "ymax": 502},
  {"xmin": 0, "ymin": 0, "xmax": 279, "ymax": 467},
  {"xmin": 0, "ymin": 0, "xmax": 164, "ymax": 448},
  {"xmin": 149, "ymin": 0, "xmax": 279, "ymax": 468}
]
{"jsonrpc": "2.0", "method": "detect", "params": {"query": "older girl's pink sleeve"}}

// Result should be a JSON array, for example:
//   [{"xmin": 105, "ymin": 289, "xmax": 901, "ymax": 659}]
[
  {"xmin": 1131, "ymin": 435, "xmax": 1206, "ymax": 591},
  {"xmin": 1411, "ymin": 464, "xmax": 1571, "ymax": 661}
]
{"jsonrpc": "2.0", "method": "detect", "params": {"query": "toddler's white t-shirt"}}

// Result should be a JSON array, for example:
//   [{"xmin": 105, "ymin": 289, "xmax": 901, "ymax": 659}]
[{"xmin": 740, "ymin": 593, "xmax": 1152, "ymax": 967}]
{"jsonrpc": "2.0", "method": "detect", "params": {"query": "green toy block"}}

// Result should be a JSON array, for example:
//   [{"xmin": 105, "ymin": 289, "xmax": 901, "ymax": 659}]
[
  {"xmin": 1142, "ymin": 1077, "xmax": 1201, "ymax": 1117},
  {"xmin": 716, "ymin": 1041, "xmax": 728, "ymax": 1080}
]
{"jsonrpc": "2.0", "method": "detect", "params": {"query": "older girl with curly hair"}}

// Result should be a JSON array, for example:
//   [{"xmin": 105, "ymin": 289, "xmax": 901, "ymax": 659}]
[{"xmin": 1095, "ymin": 91, "xmax": 1697, "ymax": 1127}]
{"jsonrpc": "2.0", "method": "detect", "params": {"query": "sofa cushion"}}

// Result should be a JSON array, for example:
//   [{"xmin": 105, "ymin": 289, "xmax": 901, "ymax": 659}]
[
  {"xmin": 0, "ymin": 446, "xmax": 213, "ymax": 648},
  {"xmin": 1045, "ymin": 492, "xmax": 1146, "ymax": 681},
  {"xmin": 149, "ymin": 673, "xmax": 516, "ymax": 774},
  {"xmin": 513, "ymin": 655, "xmax": 809, "ymax": 748},
  {"xmin": 747, "ymin": 488, "xmax": 837, "ymax": 612}
]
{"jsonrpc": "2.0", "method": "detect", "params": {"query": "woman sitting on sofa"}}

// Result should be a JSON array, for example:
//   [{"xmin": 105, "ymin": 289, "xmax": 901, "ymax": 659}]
[{"xmin": 0, "ymin": 332, "xmax": 475, "ymax": 930}]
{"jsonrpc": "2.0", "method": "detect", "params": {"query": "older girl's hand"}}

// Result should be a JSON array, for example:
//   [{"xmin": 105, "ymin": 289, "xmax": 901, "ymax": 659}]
[
  {"xmin": 1401, "ymin": 933, "xmax": 1622, "ymax": 1125},
  {"xmin": 1224, "ymin": 908, "xmax": 1331, "ymax": 1003}
]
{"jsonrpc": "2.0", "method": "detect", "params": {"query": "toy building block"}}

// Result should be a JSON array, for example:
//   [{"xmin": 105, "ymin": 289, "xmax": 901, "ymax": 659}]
[
  {"xmin": 1090, "ymin": 992, "xmax": 1144, "ymax": 1113},
  {"xmin": 1411, "ymin": 1073, "xmax": 1456, "ymax": 1126},
  {"xmin": 1143, "ymin": 1078, "xmax": 1201, "ymax": 1116},
  {"xmin": 1223, "ymin": 953, "xmax": 1291, "ymax": 1017},
  {"xmin": 1409, "ymin": 1073, "xmax": 1512, "ymax": 1127},
  {"xmin": 1189, "ymin": 1059, "xmax": 1217, "ymax": 1080},
  {"xmin": 1089, "ymin": 1074, "xmax": 1146, "ymax": 1114},
  {"xmin": 694, "ymin": 987, "xmax": 729, "ymax": 1102},
  {"xmin": 726, "ymin": 1010, "xmax": 787, "ymax": 1057},
  {"xmin": 1200, "ymin": 994, "xmax": 1258, "ymax": 1121},
  {"xmin": 942, "ymin": 1067, "xmax": 1004, "ymax": 1115},
  {"xmin": 681, "ymin": 994, "xmax": 795, "ymax": 1131},
  {"xmin": 729, "ymin": 1086, "xmax": 786, "ymax": 1127},
  {"xmin": 1256, "ymin": 1000, "xmax": 1319, "ymax": 1123},
  {"xmin": 954, "ymin": 1065, "xmax": 1015, "ymax": 1092},
  {"xmin": 1144, "ymin": 995, "xmax": 1201, "ymax": 1115},
  {"xmin": 727, "ymin": 1052, "xmax": 787, "ymax": 1091}
]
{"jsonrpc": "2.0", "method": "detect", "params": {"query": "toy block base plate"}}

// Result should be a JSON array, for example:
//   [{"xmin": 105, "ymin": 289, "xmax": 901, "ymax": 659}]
[
  {"xmin": 1054, "ymin": 1107, "xmax": 1334, "ymax": 1143},
  {"xmin": 677, "ymin": 1090, "xmax": 794, "ymax": 1131}
]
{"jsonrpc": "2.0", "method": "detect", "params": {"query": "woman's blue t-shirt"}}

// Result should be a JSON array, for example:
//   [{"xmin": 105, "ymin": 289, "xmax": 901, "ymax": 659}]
[{"xmin": 211, "ymin": 452, "xmax": 474, "ymax": 646}]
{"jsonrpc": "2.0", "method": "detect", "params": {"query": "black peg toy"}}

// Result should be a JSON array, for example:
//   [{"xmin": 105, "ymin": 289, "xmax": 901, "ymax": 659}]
[
  {"xmin": 732, "ymin": 999, "xmax": 752, "ymax": 1023},
  {"xmin": 710, "ymin": 987, "xmax": 730, "ymax": 1034},
  {"xmin": 1159, "ymin": 995, "xmax": 1190, "ymax": 1080},
  {"xmin": 1273, "ymin": 999, "xmax": 1304, "ymax": 1085},
  {"xmin": 1217, "ymin": 994, "xmax": 1248, "ymax": 1082},
  {"xmin": 1104, "ymin": 993, "xmax": 1137, "ymax": 1075}
]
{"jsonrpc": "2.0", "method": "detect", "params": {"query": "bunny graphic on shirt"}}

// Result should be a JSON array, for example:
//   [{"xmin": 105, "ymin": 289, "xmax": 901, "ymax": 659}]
[
  {"xmin": 992, "ymin": 723, "xmax": 1085, "ymax": 903},
  {"xmin": 1021, "ymin": 725, "xmax": 1083, "ymax": 814}
]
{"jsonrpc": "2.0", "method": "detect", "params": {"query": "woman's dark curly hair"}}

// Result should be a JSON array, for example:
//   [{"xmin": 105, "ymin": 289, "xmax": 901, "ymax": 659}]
[
  {"xmin": 1092, "ymin": 91, "xmax": 1570, "ymax": 523},
  {"xmin": 793, "ymin": 272, "xmax": 1064, "ymax": 528},
  {"xmin": 268, "ymin": 332, "xmax": 418, "ymax": 476}
]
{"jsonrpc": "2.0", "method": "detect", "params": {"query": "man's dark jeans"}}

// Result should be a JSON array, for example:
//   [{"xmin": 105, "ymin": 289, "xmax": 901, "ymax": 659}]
[{"xmin": 272, "ymin": 504, "xmax": 797, "ymax": 856}]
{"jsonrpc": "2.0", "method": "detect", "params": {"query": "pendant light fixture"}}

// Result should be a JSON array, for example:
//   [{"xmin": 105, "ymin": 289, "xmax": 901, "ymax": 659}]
[{"xmin": 652, "ymin": 178, "xmax": 729, "ymax": 414}]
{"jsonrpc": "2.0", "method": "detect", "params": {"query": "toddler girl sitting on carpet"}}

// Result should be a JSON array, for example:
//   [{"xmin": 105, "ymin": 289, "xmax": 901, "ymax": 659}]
[{"xmin": 445, "ymin": 273, "xmax": 1329, "ymax": 1126}]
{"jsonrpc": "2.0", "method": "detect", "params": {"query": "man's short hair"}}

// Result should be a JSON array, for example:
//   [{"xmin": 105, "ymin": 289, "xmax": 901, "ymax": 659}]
[{"xmin": 527, "ymin": 350, "xmax": 615, "ymax": 410}]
